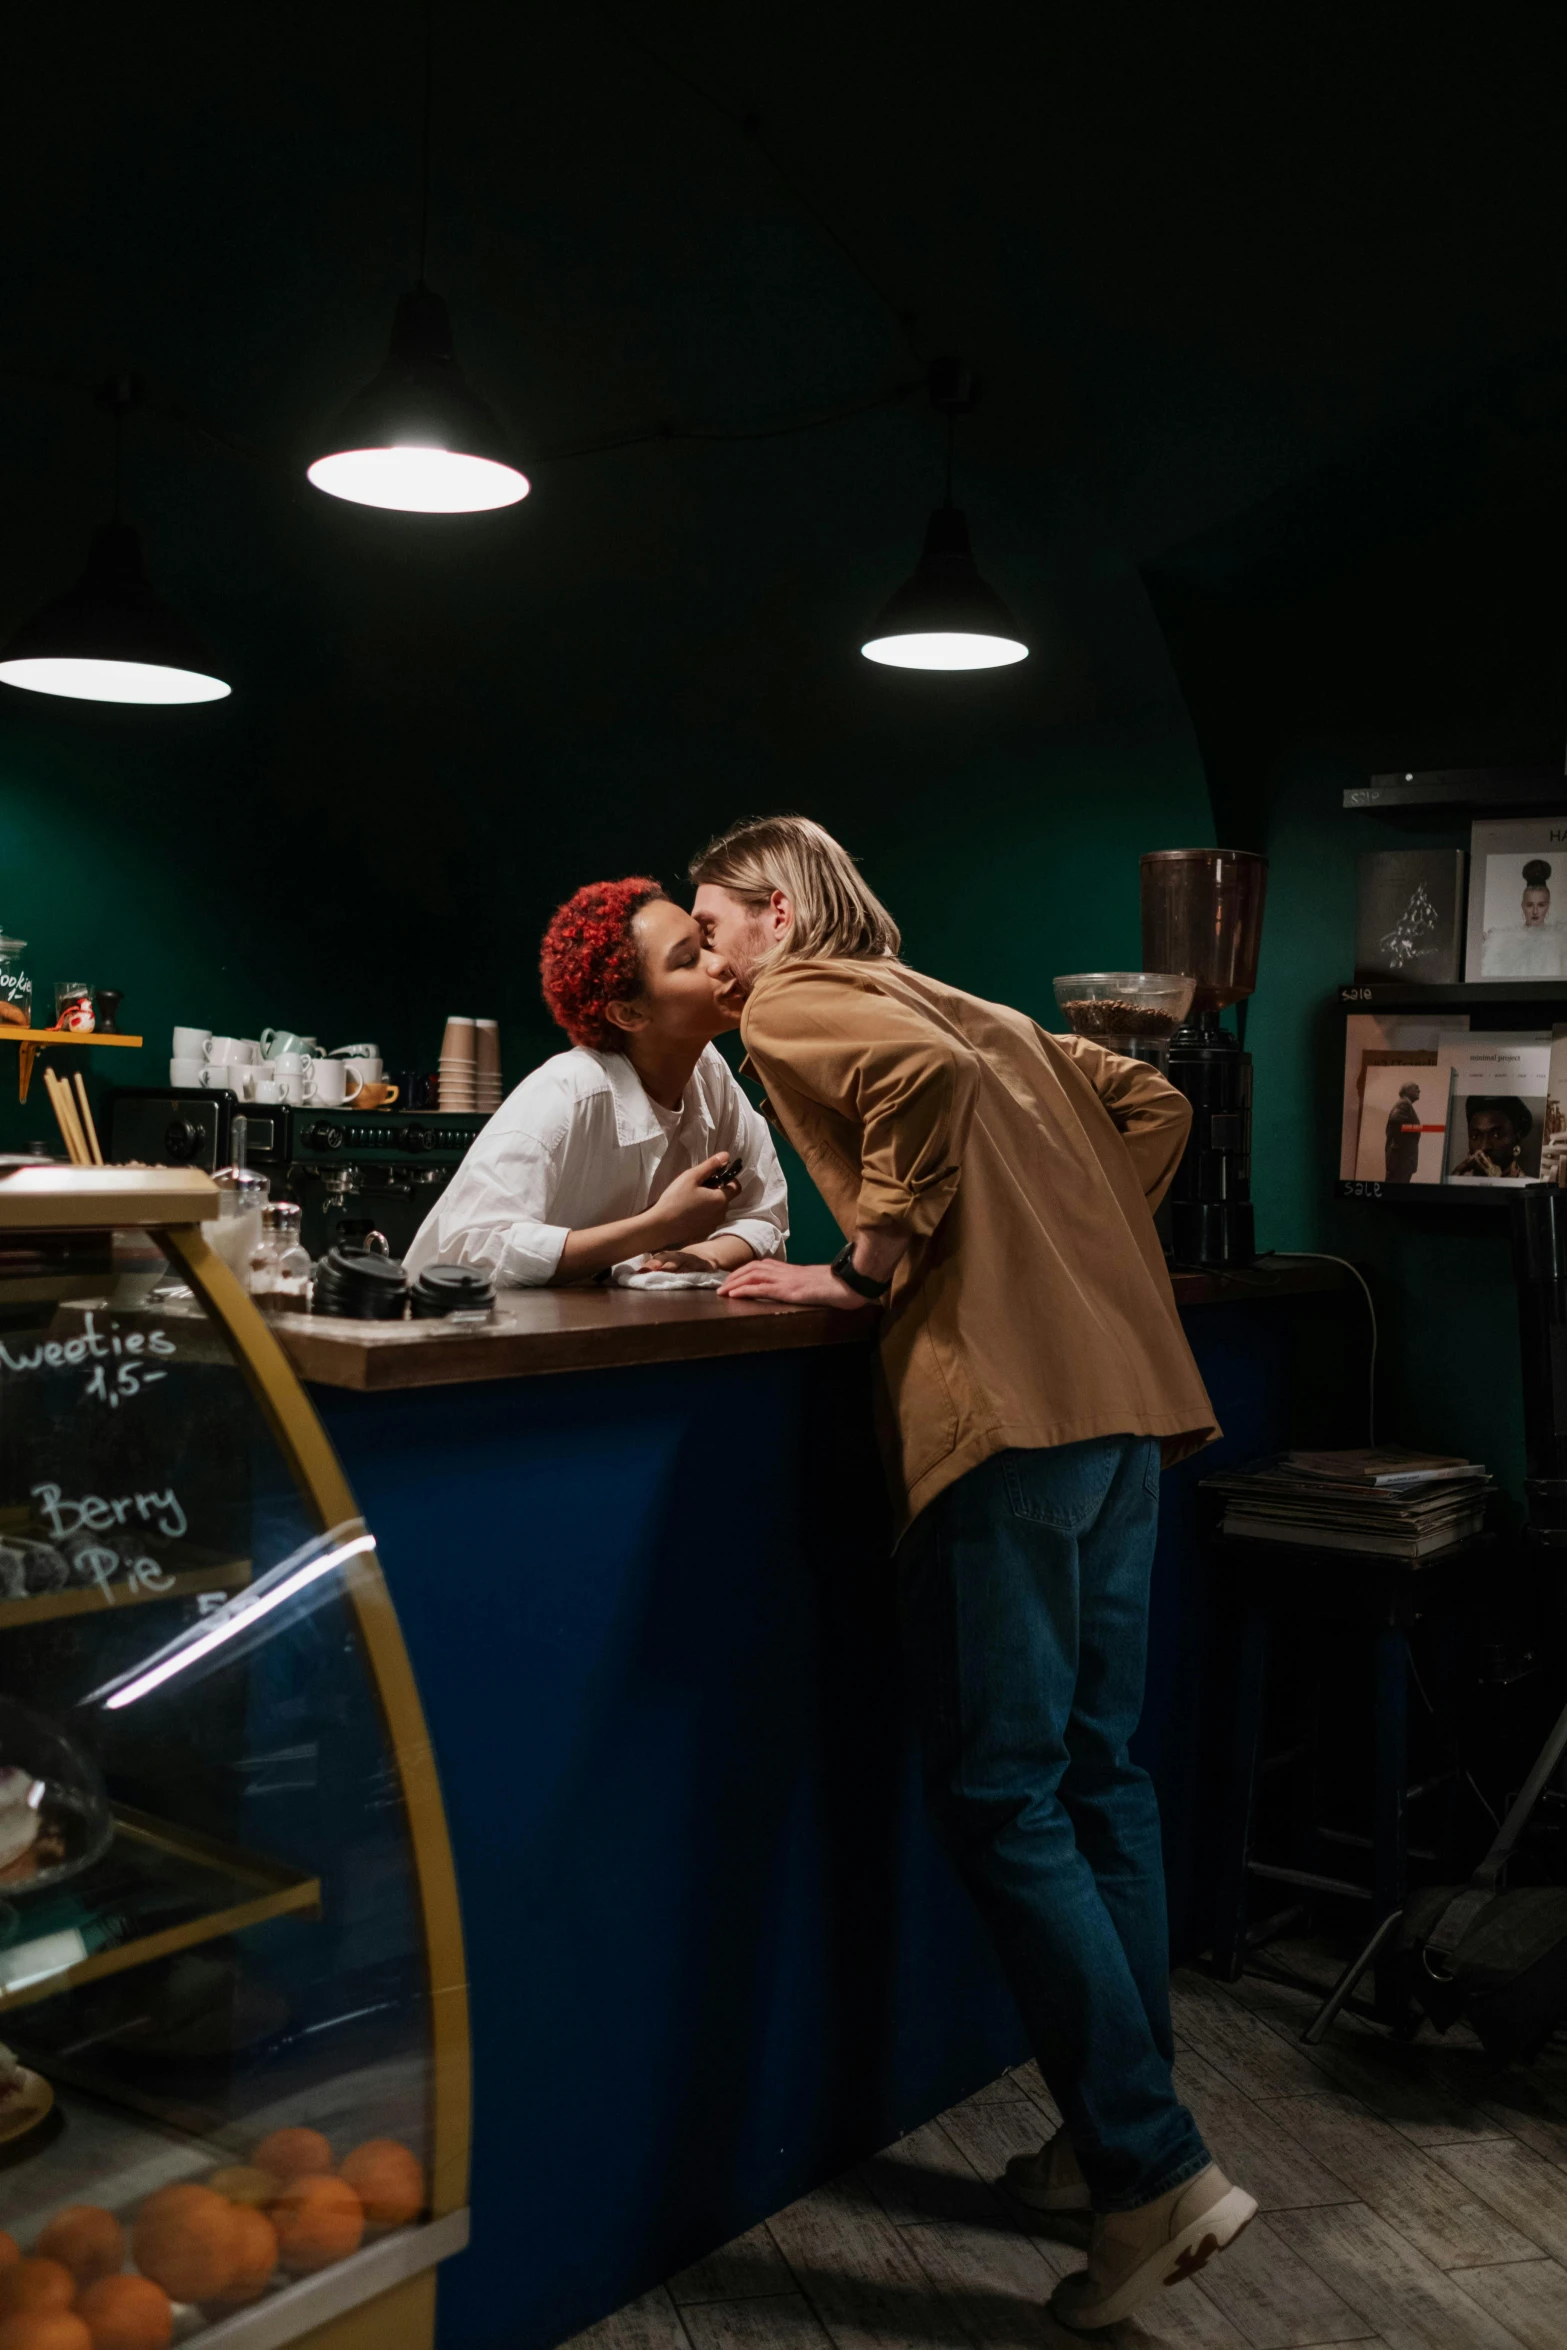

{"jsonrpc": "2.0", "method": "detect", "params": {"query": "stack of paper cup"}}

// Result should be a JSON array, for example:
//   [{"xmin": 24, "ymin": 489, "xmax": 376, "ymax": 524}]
[
  {"xmin": 439, "ymin": 1016, "xmax": 477, "ymax": 1110},
  {"xmin": 475, "ymin": 1018, "xmax": 502, "ymax": 1113}
]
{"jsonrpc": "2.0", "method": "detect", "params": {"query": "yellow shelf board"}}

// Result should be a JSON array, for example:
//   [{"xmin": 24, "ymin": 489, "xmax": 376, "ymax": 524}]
[
  {"xmin": 0, "ymin": 1553, "xmax": 251, "ymax": 1634},
  {"xmin": 0, "ymin": 1805, "xmax": 322, "ymax": 2017},
  {"xmin": 0, "ymin": 1031, "xmax": 143, "ymax": 1046}
]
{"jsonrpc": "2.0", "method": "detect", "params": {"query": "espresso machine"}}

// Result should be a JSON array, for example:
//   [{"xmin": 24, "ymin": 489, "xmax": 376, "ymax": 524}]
[
  {"xmin": 107, "ymin": 1088, "xmax": 488, "ymax": 1258},
  {"xmin": 1140, "ymin": 848, "xmax": 1269, "ymax": 1269}
]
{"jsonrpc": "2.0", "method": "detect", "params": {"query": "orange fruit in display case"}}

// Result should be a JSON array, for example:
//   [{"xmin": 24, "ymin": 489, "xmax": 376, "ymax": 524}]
[
  {"xmin": 206, "ymin": 2165, "xmax": 276, "ymax": 2209},
  {"xmin": 74, "ymin": 2278, "xmax": 172, "ymax": 2350},
  {"xmin": 270, "ymin": 2175, "xmax": 364, "ymax": 2274},
  {"xmin": 36, "ymin": 2211, "xmax": 124, "ymax": 2289},
  {"xmin": 338, "ymin": 2139, "xmax": 425, "ymax": 2230},
  {"xmin": 253, "ymin": 2127, "xmax": 331, "ymax": 2182},
  {"xmin": 0, "ymin": 2315, "xmax": 93, "ymax": 2350},
  {"xmin": 0, "ymin": 2267, "xmax": 73, "ymax": 2319},
  {"xmin": 129, "ymin": 2185, "xmax": 238, "ymax": 2303},
  {"xmin": 200, "ymin": 2206, "xmax": 276, "ymax": 2311}
]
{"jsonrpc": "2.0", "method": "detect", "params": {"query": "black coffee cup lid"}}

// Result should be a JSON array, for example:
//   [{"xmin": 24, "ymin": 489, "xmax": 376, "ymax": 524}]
[
  {"xmin": 414, "ymin": 1264, "xmax": 493, "ymax": 1297},
  {"xmin": 322, "ymin": 1245, "xmax": 406, "ymax": 1289}
]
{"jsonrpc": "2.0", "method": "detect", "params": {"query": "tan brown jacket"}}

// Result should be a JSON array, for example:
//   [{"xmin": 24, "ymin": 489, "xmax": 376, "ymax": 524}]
[{"xmin": 739, "ymin": 957, "xmax": 1219, "ymax": 1533}]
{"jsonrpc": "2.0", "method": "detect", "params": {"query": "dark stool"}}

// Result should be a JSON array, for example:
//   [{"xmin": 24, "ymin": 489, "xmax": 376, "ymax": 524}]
[{"xmin": 1209, "ymin": 1530, "xmax": 1504, "ymax": 2039}]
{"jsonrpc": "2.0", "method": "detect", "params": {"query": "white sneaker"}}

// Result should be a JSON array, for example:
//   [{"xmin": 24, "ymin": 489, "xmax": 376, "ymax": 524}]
[
  {"xmin": 1003, "ymin": 2127, "xmax": 1091, "ymax": 2214},
  {"xmin": 1049, "ymin": 2162, "xmax": 1257, "ymax": 2330}
]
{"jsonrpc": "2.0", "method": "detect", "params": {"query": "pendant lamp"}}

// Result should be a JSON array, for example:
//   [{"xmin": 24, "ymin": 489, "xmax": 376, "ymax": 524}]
[
  {"xmin": 861, "ymin": 360, "xmax": 1028, "ymax": 671},
  {"xmin": 306, "ymin": 2, "xmax": 527, "ymax": 515},
  {"xmin": 307, "ymin": 284, "xmax": 527, "ymax": 513},
  {"xmin": 0, "ymin": 380, "xmax": 231, "ymax": 707}
]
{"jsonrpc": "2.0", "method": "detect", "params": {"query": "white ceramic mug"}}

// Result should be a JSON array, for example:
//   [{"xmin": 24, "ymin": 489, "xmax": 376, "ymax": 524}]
[
  {"xmin": 307, "ymin": 1060, "xmax": 362, "ymax": 1106},
  {"xmin": 203, "ymin": 1063, "xmax": 252, "ymax": 1098},
  {"xmin": 252, "ymin": 1079, "xmax": 285, "ymax": 1105},
  {"xmin": 170, "ymin": 1058, "xmax": 206, "ymax": 1087},
  {"xmin": 206, "ymin": 1035, "xmax": 258, "ymax": 1065},
  {"xmin": 173, "ymin": 1026, "xmax": 211, "ymax": 1060},
  {"xmin": 339, "ymin": 1055, "xmax": 383, "ymax": 1086},
  {"xmin": 278, "ymin": 1072, "xmax": 312, "ymax": 1105},
  {"xmin": 330, "ymin": 1041, "xmax": 378, "ymax": 1061},
  {"xmin": 261, "ymin": 1027, "xmax": 312, "ymax": 1060},
  {"xmin": 270, "ymin": 1052, "xmax": 312, "ymax": 1076}
]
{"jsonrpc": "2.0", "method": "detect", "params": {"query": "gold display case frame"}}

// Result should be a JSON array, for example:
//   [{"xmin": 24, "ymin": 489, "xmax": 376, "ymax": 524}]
[{"xmin": 0, "ymin": 1167, "xmax": 472, "ymax": 2350}]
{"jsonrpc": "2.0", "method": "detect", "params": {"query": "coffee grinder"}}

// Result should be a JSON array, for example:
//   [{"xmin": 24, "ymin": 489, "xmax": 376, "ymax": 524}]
[{"xmin": 1140, "ymin": 848, "xmax": 1268, "ymax": 1268}]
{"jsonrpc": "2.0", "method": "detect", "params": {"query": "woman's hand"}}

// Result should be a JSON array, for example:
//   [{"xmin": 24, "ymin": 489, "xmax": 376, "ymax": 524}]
[
  {"xmin": 644, "ymin": 1156, "xmax": 741, "ymax": 1250},
  {"xmin": 718, "ymin": 1261, "xmax": 869, "ymax": 1311}
]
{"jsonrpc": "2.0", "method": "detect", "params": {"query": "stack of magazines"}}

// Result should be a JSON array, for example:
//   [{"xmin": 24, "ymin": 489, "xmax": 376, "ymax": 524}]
[{"xmin": 1203, "ymin": 1448, "xmax": 1490, "ymax": 1560}]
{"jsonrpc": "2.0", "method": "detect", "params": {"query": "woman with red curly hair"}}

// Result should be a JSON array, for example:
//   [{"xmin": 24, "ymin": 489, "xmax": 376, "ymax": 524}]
[{"xmin": 404, "ymin": 879, "xmax": 788, "ymax": 1287}]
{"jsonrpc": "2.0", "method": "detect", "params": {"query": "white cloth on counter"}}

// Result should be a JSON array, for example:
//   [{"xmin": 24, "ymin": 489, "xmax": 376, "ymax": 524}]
[
  {"xmin": 611, "ymin": 1266, "xmax": 724, "ymax": 1290},
  {"xmin": 402, "ymin": 1043, "xmax": 789, "ymax": 1288}
]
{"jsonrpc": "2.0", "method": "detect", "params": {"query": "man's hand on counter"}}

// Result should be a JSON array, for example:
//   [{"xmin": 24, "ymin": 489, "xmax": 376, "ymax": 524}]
[{"xmin": 718, "ymin": 1262, "xmax": 864, "ymax": 1309}]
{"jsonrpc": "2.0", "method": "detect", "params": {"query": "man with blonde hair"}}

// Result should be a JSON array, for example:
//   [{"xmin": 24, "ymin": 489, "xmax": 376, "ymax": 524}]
[{"xmin": 691, "ymin": 814, "xmax": 1254, "ymax": 2332}]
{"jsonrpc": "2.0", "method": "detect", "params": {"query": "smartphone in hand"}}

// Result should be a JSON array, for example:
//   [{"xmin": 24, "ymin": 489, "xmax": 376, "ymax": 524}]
[{"xmin": 701, "ymin": 1158, "xmax": 744, "ymax": 1188}]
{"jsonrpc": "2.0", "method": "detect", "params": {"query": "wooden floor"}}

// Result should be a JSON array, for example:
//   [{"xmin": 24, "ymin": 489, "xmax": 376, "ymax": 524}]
[{"xmin": 564, "ymin": 1943, "xmax": 1567, "ymax": 2350}]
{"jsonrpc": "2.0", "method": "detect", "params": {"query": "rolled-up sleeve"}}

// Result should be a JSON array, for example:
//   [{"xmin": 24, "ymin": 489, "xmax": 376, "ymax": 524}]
[
  {"xmin": 745, "ymin": 974, "xmax": 979, "ymax": 1238},
  {"xmin": 404, "ymin": 1128, "xmax": 571, "ymax": 1287},
  {"xmin": 1057, "ymin": 1032, "xmax": 1192, "ymax": 1210}
]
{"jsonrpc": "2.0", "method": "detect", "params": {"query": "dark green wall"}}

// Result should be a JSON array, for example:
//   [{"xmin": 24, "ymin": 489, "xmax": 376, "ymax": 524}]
[
  {"xmin": 8, "ymin": 4, "xmax": 1567, "ymax": 1472},
  {"xmin": 1144, "ymin": 355, "xmax": 1567, "ymax": 1509}
]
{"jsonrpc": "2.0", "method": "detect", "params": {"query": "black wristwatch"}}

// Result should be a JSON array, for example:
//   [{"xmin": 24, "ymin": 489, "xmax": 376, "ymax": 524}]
[{"xmin": 830, "ymin": 1240, "xmax": 892, "ymax": 1301}]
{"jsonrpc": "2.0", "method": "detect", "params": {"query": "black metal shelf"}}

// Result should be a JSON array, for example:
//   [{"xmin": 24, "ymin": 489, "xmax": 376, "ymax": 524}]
[
  {"xmin": 1345, "ymin": 765, "xmax": 1566, "ymax": 815},
  {"xmin": 1335, "ymin": 1179, "xmax": 1512, "ymax": 1208},
  {"xmin": 1339, "ymin": 980, "xmax": 1567, "ymax": 1011}
]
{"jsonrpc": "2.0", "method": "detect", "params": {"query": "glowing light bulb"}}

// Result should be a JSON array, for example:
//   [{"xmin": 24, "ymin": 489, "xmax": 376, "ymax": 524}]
[
  {"xmin": 860, "ymin": 630, "xmax": 1029, "ymax": 672},
  {"xmin": 0, "ymin": 655, "xmax": 231, "ymax": 705},
  {"xmin": 306, "ymin": 444, "xmax": 530, "ymax": 515}
]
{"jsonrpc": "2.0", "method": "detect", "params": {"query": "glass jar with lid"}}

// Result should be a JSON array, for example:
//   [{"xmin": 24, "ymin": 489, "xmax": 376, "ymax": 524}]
[
  {"xmin": 0, "ymin": 929, "xmax": 31, "ymax": 1030},
  {"xmin": 249, "ymin": 1199, "xmax": 312, "ymax": 1313},
  {"xmin": 209, "ymin": 1166, "xmax": 269, "ymax": 1282}
]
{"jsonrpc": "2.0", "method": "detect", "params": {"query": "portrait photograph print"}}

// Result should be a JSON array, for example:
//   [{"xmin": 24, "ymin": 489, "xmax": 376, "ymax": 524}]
[{"xmin": 1466, "ymin": 816, "xmax": 1567, "ymax": 979}]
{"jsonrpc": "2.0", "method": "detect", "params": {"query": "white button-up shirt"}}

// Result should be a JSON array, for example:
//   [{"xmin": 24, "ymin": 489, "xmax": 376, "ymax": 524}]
[{"xmin": 403, "ymin": 1044, "xmax": 789, "ymax": 1288}]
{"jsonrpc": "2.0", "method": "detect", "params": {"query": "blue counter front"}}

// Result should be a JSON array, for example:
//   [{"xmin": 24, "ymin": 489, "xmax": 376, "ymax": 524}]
[{"xmin": 297, "ymin": 1275, "xmax": 1348, "ymax": 2350}]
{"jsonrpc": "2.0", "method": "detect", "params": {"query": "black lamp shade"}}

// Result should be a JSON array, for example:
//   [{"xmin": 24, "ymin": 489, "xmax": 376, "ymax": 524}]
[
  {"xmin": 0, "ymin": 522, "xmax": 231, "ymax": 705},
  {"xmin": 861, "ymin": 506, "xmax": 1029, "ymax": 669},
  {"xmin": 307, "ymin": 286, "xmax": 529, "ymax": 513}
]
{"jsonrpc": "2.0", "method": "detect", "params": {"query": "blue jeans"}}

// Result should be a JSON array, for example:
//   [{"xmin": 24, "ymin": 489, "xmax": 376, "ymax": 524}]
[{"xmin": 897, "ymin": 1436, "xmax": 1210, "ymax": 2211}]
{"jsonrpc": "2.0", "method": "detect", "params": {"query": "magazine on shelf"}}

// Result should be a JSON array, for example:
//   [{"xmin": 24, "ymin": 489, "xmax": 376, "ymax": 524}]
[
  {"xmin": 1442, "ymin": 1031, "xmax": 1551, "ymax": 1182},
  {"xmin": 1356, "ymin": 849, "xmax": 1467, "ymax": 981},
  {"xmin": 1340, "ymin": 1012, "xmax": 1468, "ymax": 1181},
  {"xmin": 1283, "ymin": 1448, "xmax": 1485, "ymax": 1485},
  {"xmin": 1353, "ymin": 1060, "xmax": 1452, "ymax": 1185},
  {"xmin": 1465, "ymin": 817, "xmax": 1567, "ymax": 981},
  {"xmin": 1204, "ymin": 1453, "xmax": 1490, "ymax": 1560}
]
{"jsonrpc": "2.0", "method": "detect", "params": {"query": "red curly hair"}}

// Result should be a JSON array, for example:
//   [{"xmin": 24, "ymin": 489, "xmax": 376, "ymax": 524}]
[{"xmin": 539, "ymin": 878, "xmax": 668, "ymax": 1052}]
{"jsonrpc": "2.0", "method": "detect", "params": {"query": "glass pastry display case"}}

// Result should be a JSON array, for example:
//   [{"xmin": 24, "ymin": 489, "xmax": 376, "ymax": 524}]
[{"xmin": 0, "ymin": 1168, "xmax": 468, "ymax": 2350}]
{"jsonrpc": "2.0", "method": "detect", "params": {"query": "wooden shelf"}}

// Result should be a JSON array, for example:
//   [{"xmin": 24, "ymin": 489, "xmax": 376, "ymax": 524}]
[
  {"xmin": 0, "ymin": 1804, "xmax": 321, "ymax": 2017},
  {"xmin": 0, "ymin": 1550, "xmax": 251, "ymax": 1633},
  {"xmin": 0, "ymin": 1031, "xmax": 144, "ymax": 1046},
  {"xmin": 0, "ymin": 1030, "xmax": 143, "ymax": 1106}
]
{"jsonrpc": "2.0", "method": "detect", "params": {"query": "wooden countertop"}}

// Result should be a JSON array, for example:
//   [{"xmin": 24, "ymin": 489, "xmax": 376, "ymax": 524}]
[{"xmin": 273, "ymin": 1256, "xmax": 1348, "ymax": 1393}]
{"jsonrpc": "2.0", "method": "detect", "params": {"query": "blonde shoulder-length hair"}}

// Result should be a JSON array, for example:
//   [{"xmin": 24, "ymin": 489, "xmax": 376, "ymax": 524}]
[{"xmin": 689, "ymin": 815, "xmax": 901, "ymax": 967}]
